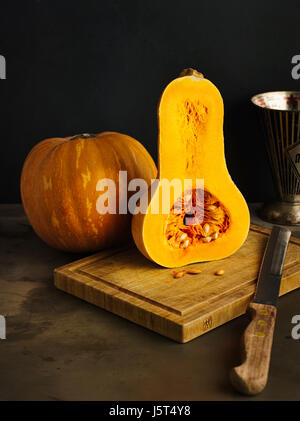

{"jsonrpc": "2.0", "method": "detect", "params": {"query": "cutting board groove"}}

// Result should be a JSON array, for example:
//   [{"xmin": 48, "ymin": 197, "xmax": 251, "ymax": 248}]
[{"xmin": 54, "ymin": 225, "xmax": 300, "ymax": 342}]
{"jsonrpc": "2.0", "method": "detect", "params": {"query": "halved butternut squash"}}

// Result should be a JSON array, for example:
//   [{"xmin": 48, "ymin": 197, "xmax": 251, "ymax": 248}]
[{"xmin": 132, "ymin": 69, "xmax": 250, "ymax": 268}]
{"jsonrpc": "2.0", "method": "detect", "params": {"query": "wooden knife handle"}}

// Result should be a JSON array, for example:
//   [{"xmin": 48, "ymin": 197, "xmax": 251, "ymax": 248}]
[{"xmin": 230, "ymin": 302, "xmax": 277, "ymax": 395}]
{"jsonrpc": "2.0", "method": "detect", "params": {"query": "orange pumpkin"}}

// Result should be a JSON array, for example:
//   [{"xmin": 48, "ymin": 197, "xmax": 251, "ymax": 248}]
[{"xmin": 21, "ymin": 132, "xmax": 157, "ymax": 252}]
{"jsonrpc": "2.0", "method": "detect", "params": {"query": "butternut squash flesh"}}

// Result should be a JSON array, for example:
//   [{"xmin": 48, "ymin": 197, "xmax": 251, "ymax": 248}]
[{"xmin": 132, "ymin": 69, "xmax": 250, "ymax": 268}]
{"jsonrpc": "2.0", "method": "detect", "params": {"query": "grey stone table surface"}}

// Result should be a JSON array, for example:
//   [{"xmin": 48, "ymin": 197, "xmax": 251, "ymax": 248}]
[{"xmin": 0, "ymin": 203, "xmax": 299, "ymax": 401}]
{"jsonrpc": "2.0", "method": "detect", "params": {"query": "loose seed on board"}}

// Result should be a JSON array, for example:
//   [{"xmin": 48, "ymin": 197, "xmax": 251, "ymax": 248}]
[
  {"xmin": 203, "ymin": 223, "xmax": 210, "ymax": 235},
  {"xmin": 202, "ymin": 236, "xmax": 212, "ymax": 243},
  {"xmin": 173, "ymin": 270, "xmax": 186, "ymax": 279},
  {"xmin": 187, "ymin": 269, "xmax": 202, "ymax": 274},
  {"xmin": 215, "ymin": 269, "xmax": 225, "ymax": 276},
  {"xmin": 211, "ymin": 232, "xmax": 218, "ymax": 240}
]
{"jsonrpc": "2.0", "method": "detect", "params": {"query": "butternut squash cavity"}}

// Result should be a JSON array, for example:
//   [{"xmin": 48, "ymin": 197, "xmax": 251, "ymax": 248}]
[{"xmin": 165, "ymin": 189, "xmax": 230, "ymax": 249}]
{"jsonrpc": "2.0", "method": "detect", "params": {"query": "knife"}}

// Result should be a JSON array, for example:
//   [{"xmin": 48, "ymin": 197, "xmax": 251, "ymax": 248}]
[{"xmin": 230, "ymin": 226, "xmax": 291, "ymax": 395}]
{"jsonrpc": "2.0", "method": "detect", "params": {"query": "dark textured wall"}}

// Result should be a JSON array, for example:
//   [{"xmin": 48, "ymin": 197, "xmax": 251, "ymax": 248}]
[{"xmin": 1, "ymin": 0, "xmax": 299, "ymax": 203}]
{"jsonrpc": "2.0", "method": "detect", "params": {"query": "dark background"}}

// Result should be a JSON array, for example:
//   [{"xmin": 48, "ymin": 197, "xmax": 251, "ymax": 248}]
[{"xmin": 0, "ymin": 0, "xmax": 299, "ymax": 203}]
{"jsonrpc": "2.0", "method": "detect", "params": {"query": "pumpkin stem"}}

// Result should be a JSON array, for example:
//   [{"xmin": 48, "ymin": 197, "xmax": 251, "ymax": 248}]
[
  {"xmin": 179, "ymin": 68, "xmax": 204, "ymax": 79},
  {"xmin": 69, "ymin": 133, "xmax": 97, "ymax": 141}
]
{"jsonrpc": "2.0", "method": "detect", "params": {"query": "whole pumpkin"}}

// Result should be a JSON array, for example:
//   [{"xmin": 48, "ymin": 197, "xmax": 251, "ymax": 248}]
[{"xmin": 21, "ymin": 132, "xmax": 157, "ymax": 252}]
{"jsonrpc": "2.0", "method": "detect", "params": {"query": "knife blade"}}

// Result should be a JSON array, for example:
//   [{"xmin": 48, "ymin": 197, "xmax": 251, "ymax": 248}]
[
  {"xmin": 230, "ymin": 226, "xmax": 291, "ymax": 395},
  {"xmin": 254, "ymin": 226, "xmax": 291, "ymax": 306}
]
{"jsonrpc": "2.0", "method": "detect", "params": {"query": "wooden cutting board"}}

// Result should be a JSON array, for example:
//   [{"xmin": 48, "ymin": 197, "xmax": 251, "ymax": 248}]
[{"xmin": 54, "ymin": 225, "xmax": 300, "ymax": 343}]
